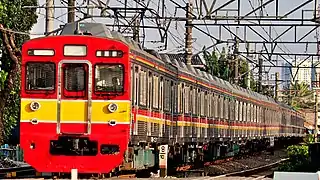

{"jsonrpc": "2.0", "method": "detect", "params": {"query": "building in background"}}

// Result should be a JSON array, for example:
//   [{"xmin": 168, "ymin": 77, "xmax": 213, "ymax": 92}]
[
  {"xmin": 281, "ymin": 61, "xmax": 292, "ymax": 89},
  {"xmin": 281, "ymin": 59, "xmax": 320, "ymax": 89}
]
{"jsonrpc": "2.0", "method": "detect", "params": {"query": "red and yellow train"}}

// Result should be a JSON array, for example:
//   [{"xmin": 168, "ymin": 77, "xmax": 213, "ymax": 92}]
[{"xmin": 20, "ymin": 22, "xmax": 305, "ymax": 174}]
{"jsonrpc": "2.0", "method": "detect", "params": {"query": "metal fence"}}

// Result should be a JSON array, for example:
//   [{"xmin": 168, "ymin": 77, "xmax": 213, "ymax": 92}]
[{"xmin": 0, "ymin": 144, "xmax": 23, "ymax": 162}]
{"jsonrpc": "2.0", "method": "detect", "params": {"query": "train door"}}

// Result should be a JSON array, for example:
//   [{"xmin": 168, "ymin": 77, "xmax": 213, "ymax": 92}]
[{"xmin": 57, "ymin": 60, "xmax": 92, "ymax": 135}]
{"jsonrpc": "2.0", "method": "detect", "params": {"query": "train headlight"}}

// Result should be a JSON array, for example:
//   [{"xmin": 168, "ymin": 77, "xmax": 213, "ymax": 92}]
[
  {"xmin": 108, "ymin": 103, "xmax": 118, "ymax": 113},
  {"xmin": 30, "ymin": 101, "xmax": 41, "ymax": 111}
]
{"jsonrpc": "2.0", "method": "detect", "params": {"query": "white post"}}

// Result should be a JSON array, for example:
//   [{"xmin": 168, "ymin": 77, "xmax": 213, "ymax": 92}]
[
  {"xmin": 71, "ymin": 169, "xmax": 78, "ymax": 180},
  {"xmin": 159, "ymin": 145, "xmax": 168, "ymax": 177}
]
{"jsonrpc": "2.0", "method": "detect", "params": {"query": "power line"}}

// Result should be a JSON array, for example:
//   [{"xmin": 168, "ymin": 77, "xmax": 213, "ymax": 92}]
[{"xmin": 247, "ymin": 0, "xmax": 293, "ymax": 59}]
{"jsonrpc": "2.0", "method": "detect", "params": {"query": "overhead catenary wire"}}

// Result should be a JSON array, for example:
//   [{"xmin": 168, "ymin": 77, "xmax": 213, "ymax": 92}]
[
  {"xmin": 118, "ymin": 0, "xmax": 200, "ymax": 52},
  {"xmin": 247, "ymin": 0, "xmax": 294, "ymax": 59}
]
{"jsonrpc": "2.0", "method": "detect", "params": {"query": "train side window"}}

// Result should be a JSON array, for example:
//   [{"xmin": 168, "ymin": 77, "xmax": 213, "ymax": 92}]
[
  {"xmin": 134, "ymin": 67, "xmax": 139, "ymax": 106},
  {"xmin": 184, "ymin": 86, "xmax": 189, "ymax": 113},
  {"xmin": 247, "ymin": 103, "xmax": 250, "ymax": 122},
  {"xmin": 148, "ymin": 72, "xmax": 153, "ymax": 109},
  {"xmin": 224, "ymin": 97, "xmax": 228, "ymax": 120},
  {"xmin": 172, "ymin": 81, "xmax": 175, "ymax": 112},
  {"xmin": 235, "ymin": 100, "xmax": 239, "ymax": 121},
  {"xmin": 177, "ymin": 83, "xmax": 182, "ymax": 113},
  {"xmin": 214, "ymin": 94, "xmax": 218, "ymax": 118},
  {"xmin": 251, "ymin": 104, "xmax": 254, "ymax": 122},
  {"xmin": 152, "ymin": 75, "xmax": 159, "ymax": 109},
  {"xmin": 159, "ymin": 77, "xmax": 163, "ymax": 110},
  {"xmin": 131, "ymin": 66, "xmax": 134, "ymax": 104},
  {"xmin": 139, "ymin": 70, "xmax": 147, "ymax": 106},
  {"xmin": 239, "ymin": 101, "xmax": 242, "ymax": 121},
  {"xmin": 26, "ymin": 62, "xmax": 55, "ymax": 91},
  {"xmin": 189, "ymin": 86, "xmax": 193, "ymax": 114},
  {"xmin": 244, "ymin": 102, "xmax": 246, "ymax": 122},
  {"xmin": 217, "ymin": 95, "xmax": 220, "ymax": 118},
  {"xmin": 196, "ymin": 89, "xmax": 199, "ymax": 115},
  {"xmin": 255, "ymin": 105, "xmax": 257, "ymax": 122},
  {"xmin": 207, "ymin": 92, "xmax": 210, "ymax": 117},
  {"xmin": 94, "ymin": 64, "xmax": 124, "ymax": 93},
  {"xmin": 177, "ymin": 83, "xmax": 180, "ymax": 113},
  {"xmin": 164, "ymin": 79, "xmax": 169, "ymax": 111},
  {"xmin": 201, "ymin": 91, "xmax": 205, "ymax": 116},
  {"xmin": 212, "ymin": 93, "xmax": 215, "ymax": 118},
  {"xmin": 204, "ymin": 91, "xmax": 207, "ymax": 117}
]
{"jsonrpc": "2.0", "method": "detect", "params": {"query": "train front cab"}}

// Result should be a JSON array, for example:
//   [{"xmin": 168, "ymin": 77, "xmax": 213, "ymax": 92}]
[{"xmin": 20, "ymin": 36, "xmax": 130, "ymax": 173}]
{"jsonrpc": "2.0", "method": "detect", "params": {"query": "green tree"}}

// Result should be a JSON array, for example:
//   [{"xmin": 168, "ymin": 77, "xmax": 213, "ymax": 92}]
[
  {"xmin": 218, "ymin": 47, "xmax": 230, "ymax": 81},
  {"xmin": 203, "ymin": 47, "xmax": 258, "ymax": 91},
  {"xmin": 203, "ymin": 47, "xmax": 220, "ymax": 77},
  {"xmin": 0, "ymin": 0, "xmax": 38, "ymax": 143},
  {"xmin": 282, "ymin": 82, "xmax": 314, "ymax": 110},
  {"xmin": 278, "ymin": 145, "xmax": 311, "ymax": 172}
]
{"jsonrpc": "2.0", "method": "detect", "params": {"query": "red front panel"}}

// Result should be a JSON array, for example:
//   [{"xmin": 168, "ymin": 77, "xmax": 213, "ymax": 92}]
[{"xmin": 20, "ymin": 35, "xmax": 131, "ymax": 173}]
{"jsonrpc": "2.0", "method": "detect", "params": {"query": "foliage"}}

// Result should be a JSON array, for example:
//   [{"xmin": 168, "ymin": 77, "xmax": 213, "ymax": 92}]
[
  {"xmin": 0, "ymin": 0, "xmax": 38, "ymax": 143},
  {"xmin": 203, "ymin": 47, "xmax": 220, "ymax": 77},
  {"xmin": 282, "ymin": 82, "xmax": 314, "ymax": 110},
  {"xmin": 203, "ymin": 46, "xmax": 258, "ymax": 91},
  {"xmin": 304, "ymin": 134, "xmax": 315, "ymax": 145},
  {"xmin": 278, "ymin": 145, "xmax": 311, "ymax": 172}
]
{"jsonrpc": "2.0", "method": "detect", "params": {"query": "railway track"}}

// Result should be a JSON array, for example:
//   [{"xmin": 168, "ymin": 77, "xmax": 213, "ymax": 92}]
[
  {"xmin": 0, "ymin": 165, "xmax": 37, "ymax": 179},
  {"xmin": 209, "ymin": 158, "xmax": 288, "ymax": 179},
  {"xmin": 0, "ymin": 157, "xmax": 287, "ymax": 179}
]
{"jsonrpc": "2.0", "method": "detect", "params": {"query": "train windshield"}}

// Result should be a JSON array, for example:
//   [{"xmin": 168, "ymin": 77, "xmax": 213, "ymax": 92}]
[
  {"xmin": 95, "ymin": 64, "xmax": 124, "ymax": 93},
  {"xmin": 26, "ymin": 62, "xmax": 55, "ymax": 91},
  {"xmin": 64, "ymin": 64, "xmax": 86, "ymax": 91}
]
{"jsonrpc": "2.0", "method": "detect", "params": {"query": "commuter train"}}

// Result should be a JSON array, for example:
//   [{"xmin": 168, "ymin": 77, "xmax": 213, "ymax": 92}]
[{"xmin": 20, "ymin": 22, "xmax": 305, "ymax": 174}]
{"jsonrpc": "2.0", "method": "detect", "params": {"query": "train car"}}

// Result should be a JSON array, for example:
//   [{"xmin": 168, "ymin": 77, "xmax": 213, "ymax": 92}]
[
  {"xmin": 20, "ymin": 22, "xmax": 306, "ymax": 174},
  {"xmin": 20, "ymin": 23, "xmax": 131, "ymax": 173}
]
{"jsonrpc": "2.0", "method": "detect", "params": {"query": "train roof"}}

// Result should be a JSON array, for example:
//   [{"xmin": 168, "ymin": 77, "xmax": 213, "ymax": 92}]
[
  {"xmin": 166, "ymin": 53, "xmax": 205, "ymax": 67},
  {"xmin": 59, "ymin": 22, "xmax": 287, "ymax": 108},
  {"xmin": 60, "ymin": 22, "xmax": 114, "ymax": 38}
]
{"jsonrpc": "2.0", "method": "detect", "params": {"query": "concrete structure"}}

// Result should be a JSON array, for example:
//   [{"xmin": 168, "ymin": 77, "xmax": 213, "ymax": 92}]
[{"xmin": 274, "ymin": 171, "xmax": 320, "ymax": 180}]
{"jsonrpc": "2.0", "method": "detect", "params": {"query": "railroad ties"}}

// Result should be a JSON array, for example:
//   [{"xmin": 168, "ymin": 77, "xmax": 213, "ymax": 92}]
[{"xmin": 107, "ymin": 177, "xmax": 272, "ymax": 180}]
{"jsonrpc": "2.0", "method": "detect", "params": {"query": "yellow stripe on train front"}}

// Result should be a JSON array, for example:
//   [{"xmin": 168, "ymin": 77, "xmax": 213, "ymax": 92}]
[
  {"xmin": 20, "ymin": 99, "xmax": 130, "ymax": 124},
  {"xmin": 91, "ymin": 101, "xmax": 130, "ymax": 123},
  {"xmin": 21, "ymin": 99, "xmax": 57, "ymax": 121}
]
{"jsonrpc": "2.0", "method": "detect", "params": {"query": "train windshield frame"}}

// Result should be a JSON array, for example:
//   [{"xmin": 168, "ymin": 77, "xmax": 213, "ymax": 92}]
[{"xmin": 94, "ymin": 64, "xmax": 124, "ymax": 94}]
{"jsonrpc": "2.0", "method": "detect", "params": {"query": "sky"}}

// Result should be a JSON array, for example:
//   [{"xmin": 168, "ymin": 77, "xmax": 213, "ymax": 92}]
[{"xmin": 30, "ymin": 0, "xmax": 320, "ymax": 85}]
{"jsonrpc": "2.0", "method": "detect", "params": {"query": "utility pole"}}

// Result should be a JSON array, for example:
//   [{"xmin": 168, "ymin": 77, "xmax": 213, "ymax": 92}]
[
  {"xmin": 246, "ymin": 43, "xmax": 251, "ymax": 90},
  {"xmin": 315, "ymin": 89, "xmax": 318, "ymax": 142},
  {"xmin": 234, "ymin": 27, "xmax": 239, "ymax": 85},
  {"xmin": 68, "ymin": 0, "xmax": 75, "ymax": 23},
  {"xmin": 45, "ymin": 0, "xmax": 54, "ymax": 35},
  {"xmin": 133, "ymin": 1, "xmax": 140, "ymax": 42},
  {"xmin": 185, "ymin": 1, "xmax": 193, "ymax": 65},
  {"xmin": 314, "ymin": 72, "xmax": 319, "ymax": 142},
  {"xmin": 275, "ymin": 72, "xmax": 279, "ymax": 101},
  {"xmin": 258, "ymin": 56, "xmax": 263, "ymax": 93}
]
